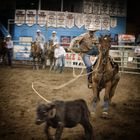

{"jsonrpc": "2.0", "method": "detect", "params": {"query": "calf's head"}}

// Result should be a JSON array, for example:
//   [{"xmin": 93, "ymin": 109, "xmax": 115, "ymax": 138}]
[{"xmin": 35, "ymin": 103, "xmax": 56, "ymax": 125}]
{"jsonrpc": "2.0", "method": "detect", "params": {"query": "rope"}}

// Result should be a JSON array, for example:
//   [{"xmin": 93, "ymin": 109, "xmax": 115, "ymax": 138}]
[
  {"xmin": 71, "ymin": 51, "xmax": 97, "ymax": 77},
  {"xmin": 52, "ymin": 51, "xmax": 85, "ymax": 90},
  {"xmin": 32, "ymin": 51, "xmax": 95, "ymax": 92},
  {"xmin": 52, "ymin": 51, "xmax": 96, "ymax": 90},
  {"xmin": 53, "ymin": 67, "xmax": 84, "ymax": 90},
  {"xmin": 71, "ymin": 51, "xmax": 85, "ymax": 78},
  {"xmin": 32, "ymin": 82, "xmax": 51, "ymax": 103}
]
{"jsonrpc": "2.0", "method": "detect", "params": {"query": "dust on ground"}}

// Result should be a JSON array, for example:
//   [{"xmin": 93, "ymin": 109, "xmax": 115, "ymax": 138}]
[{"xmin": 0, "ymin": 66, "xmax": 140, "ymax": 140}]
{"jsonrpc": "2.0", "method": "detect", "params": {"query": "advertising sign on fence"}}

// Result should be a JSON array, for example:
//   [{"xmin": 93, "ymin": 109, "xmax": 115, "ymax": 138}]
[
  {"xmin": 118, "ymin": 34, "xmax": 135, "ymax": 44},
  {"xmin": 14, "ymin": 45, "xmax": 31, "ymax": 60}
]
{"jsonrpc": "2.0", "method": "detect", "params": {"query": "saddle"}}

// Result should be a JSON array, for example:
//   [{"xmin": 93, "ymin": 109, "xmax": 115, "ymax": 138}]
[
  {"xmin": 91, "ymin": 56, "xmax": 117, "ymax": 69},
  {"xmin": 109, "ymin": 56, "xmax": 119, "ymax": 70}
]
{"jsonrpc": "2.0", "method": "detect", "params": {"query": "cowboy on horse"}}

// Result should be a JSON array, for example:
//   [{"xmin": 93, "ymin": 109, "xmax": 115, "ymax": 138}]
[
  {"xmin": 68, "ymin": 24, "xmax": 99, "ymax": 88},
  {"xmin": 30, "ymin": 29, "xmax": 46, "ymax": 57},
  {"xmin": 69, "ymin": 28, "xmax": 120, "ymax": 116},
  {"xmin": 48, "ymin": 30, "xmax": 59, "ymax": 46}
]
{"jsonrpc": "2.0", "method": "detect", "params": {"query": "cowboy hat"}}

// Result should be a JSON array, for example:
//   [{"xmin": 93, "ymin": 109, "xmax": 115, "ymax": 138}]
[
  {"xmin": 88, "ymin": 24, "xmax": 99, "ymax": 32},
  {"xmin": 52, "ymin": 31, "xmax": 57, "ymax": 34},
  {"xmin": 36, "ymin": 29, "xmax": 41, "ymax": 32},
  {"xmin": 6, "ymin": 35, "xmax": 11, "ymax": 38}
]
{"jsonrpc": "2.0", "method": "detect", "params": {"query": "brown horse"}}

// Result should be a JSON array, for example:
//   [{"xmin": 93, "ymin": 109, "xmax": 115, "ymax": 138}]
[
  {"xmin": 91, "ymin": 35, "xmax": 120, "ymax": 117},
  {"xmin": 45, "ymin": 40, "xmax": 56, "ymax": 71},
  {"xmin": 0, "ymin": 40, "xmax": 7, "ymax": 65},
  {"xmin": 30, "ymin": 42, "xmax": 46, "ymax": 70}
]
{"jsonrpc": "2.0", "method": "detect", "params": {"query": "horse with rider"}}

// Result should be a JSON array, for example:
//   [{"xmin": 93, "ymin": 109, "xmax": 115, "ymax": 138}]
[
  {"xmin": 30, "ymin": 30, "xmax": 57, "ymax": 70},
  {"xmin": 69, "ymin": 25, "xmax": 120, "ymax": 117}
]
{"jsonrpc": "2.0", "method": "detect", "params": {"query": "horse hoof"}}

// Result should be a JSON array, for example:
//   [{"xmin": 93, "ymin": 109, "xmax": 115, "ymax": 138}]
[
  {"xmin": 110, "ymin": 102, "xmax": 116, "ymax": 107},
  {"xmin": 90, "ymin": 111, "xmax": 96, "ymax": 118},
  {"xmin": 101, "ymin": 112, "xmax": 109, "ymax": 119},
  {"xmin": 88, "ymin": 83, "xmax": 92, "ymax": 89},
  {"xmin": 42, "ymin": 65, "xmax": 45, "ymax": 69}
]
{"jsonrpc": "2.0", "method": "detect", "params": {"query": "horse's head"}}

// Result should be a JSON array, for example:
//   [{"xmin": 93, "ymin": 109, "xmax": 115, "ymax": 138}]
[
  {"xmin": 48, "ymin": 40, "xmax": 55, "ymax": 52},
  {"xmin": 98, "ymin": 35, "xmax": 111, "ymax": 64},
  {"xmin": 31, "ymin": 42, "xmax": 37, "ymax": 52},
  {"xmin": 31, "ymin": 41, "xmax": 42, "ymax": 56},
  {"xmin": 49, "ymin": 40, "xmax": 53, "ymax": 46}
]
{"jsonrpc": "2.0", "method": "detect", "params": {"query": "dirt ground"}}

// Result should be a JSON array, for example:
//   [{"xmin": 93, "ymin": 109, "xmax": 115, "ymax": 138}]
[{"xmin": 0, "ymin": 65, "xmax": 140, "ymax": 140}]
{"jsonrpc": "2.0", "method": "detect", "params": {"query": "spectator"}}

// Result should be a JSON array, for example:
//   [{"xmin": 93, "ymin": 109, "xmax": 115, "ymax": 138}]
[
  {"xmin": 68, "ymin": 24, "xmax": 99, "ymax": 88},
  {"xmin": 54, "ymin": 42, "xmax": 66, "ymax": 73},
  {"xmin": 5, "ymin": 35, "xmax": 14, "ymax": 67}
]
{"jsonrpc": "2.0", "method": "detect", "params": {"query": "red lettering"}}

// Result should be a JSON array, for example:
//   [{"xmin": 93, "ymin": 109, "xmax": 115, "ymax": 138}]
[
  {"xmin": 78, "ymin": 54, "xmax": 82, "ymax": 60},
  {"xmin": 71, "ymin": 54, "xmax": 75, "ymax": 60}
]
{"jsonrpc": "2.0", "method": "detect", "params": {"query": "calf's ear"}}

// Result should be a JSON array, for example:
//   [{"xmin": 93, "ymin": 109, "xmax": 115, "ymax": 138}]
[{"xmin": 48, "ymin": 108, "xmax": 56, "ymax": 118}]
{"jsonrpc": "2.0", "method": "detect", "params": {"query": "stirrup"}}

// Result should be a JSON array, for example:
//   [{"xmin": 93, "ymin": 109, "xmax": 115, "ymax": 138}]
[{"xmin": 88, "ymin": 83, "xmax": 92, "ymax": 89}]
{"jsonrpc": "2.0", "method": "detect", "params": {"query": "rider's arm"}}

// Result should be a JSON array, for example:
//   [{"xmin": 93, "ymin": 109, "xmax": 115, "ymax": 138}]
[{"xmin": 68, "ymin": 33, "xmax": 87, "ymax": 52}]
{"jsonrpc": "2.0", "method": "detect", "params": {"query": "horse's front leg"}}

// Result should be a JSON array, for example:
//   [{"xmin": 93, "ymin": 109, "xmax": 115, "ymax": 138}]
[
  {"xmin": 33, "ymin": 58, "xmax": 36, "ymax": 70},
  {"xmin": 92, "ymin": 82, "xmax": 99, "ymax": 113},
  {"xmin": 41, "ymin": 56, "xmax": 45, "ymax": 69},
  {"xmin": 49, "ymin": 59, "xmax": 53, "ymax": 71},
  {"xmin": 102, "ymin": 81, "xmax": 112, "ymax": 115},
  {"xmin": 36, "ymin": 57, "xmax": 39, "ymax": 70}
]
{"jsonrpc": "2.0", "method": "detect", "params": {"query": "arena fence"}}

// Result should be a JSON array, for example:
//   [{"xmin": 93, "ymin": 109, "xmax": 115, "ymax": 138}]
[{"xmin": 11, "ymin": 41, "xmax": 140, "ymax": 74}]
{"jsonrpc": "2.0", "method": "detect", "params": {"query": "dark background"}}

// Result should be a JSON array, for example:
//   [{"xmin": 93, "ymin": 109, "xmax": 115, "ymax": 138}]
[
  {"xmin": 0, "ymin": 0, "xmax": 140, "ymax": 37},
  {"xmin": 126, "ymin": 0, "xmax": 140, "ymax": 35}
]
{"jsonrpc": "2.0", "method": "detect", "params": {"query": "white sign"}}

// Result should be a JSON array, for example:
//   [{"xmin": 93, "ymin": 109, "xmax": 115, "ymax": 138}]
[
  {"xmin": 15, "ymin": 9, "xmax": 25, "ymax": 26},
  {"xmin": 37, "ymin": 10, "xmax": 47, "ymax": 27},
  {"xmin": 26, "ymin": 10, "xmax": 36, "ymax": 26}
]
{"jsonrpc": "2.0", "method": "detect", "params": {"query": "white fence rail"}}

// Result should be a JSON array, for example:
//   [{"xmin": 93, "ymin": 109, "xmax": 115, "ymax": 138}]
[{"xmin": 12, "ymin": 41, "xmax": 140, "ymax": 74}]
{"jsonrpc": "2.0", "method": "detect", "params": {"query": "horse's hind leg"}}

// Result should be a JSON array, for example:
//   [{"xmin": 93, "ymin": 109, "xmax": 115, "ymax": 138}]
[
  {"xmin": 49, "ymin": 59, "xmax": 54, "ymax": 71},
  {"xmin": 33, "ymin": 58, "xmax": 36, "ymax": 70},
  {"xmin": 109, "ymin": 73, "xmax": 120, "ymax": 102},
  {"xmin": 41, "ymin": 55, "xmax": 46, "ymax": 69},
  {"xmin": 36, "ymin": 58, "xmax": 39, "ymax": 70},
  {"xmin": 49, "ymin": 62, "xmax": 53, "ymax": 71}
]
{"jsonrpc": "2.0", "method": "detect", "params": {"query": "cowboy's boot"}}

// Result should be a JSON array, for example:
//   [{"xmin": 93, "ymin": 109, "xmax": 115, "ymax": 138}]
[{"xmin": 88, "ymin": 73, "xmax": 92, "ymax": 89}]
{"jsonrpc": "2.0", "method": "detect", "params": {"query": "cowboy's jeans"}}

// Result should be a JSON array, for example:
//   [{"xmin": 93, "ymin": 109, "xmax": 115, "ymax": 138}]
[
  {"xmin": 82, "ymin": 54, "xmax": 92, "ymax": 83},
  {"xmin": 55, "ymin": 55, "xmax": 65, "ymax": 73},
  {"xmin": 82, "ymin": 48, "xmax": 99, "ymax": 83},
  {"xmin": 60, "ymin": 55, "xmax": 65, "ymax": 73},
  {"xmin": 7, "ymin": 48, "xmax": 13, "ymax": 66}
]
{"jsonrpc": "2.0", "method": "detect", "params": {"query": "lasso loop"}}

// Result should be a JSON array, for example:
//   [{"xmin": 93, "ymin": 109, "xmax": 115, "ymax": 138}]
[{"xmin": 32, "ymin": 82, "xmax": 52, "ymax": 103}]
